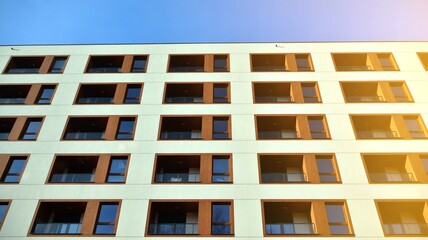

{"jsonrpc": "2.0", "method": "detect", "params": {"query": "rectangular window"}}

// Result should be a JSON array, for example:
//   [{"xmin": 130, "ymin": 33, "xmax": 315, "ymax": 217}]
[
  {"xmin": 124, "ymin": 84, "xmax": 142, "ymax": 104},
  {"xmin": 214, "ymin": 55, "xmax": 228, "ymax": 72},
  {"xmin": 295, "ymin": 54, "xmax": 312, "ymax": 71},
  {"xmin": 211, "ymin": 203, "xmax": 232, "ymax": 235},
  {"xmin": 36, "ymin": 85, "xmax": 56, "ymax": 104},
  {"xmin": 20, "ymin": 118, "xmax": 42, "ymax": 140},
  {"xmin": 404, "ymin": 117, "xmax": 426, "ymax": 138},
  {"xmin": 131, "ymin": 56, "xmax": 147, "ymax": 73},
  {"xmin": 106, "ymin": 156, "xmax": 128, "ymax": 183},
  {"xmin": 213, "ymin": 84, "xmax": 229, "ymax": 103},
  {"xmin": 0, "ymin": 202, "xmax": 9, "ymax": 229},
  {"xmin": 49, "ymin": 57, "xmax": 67, "ymax": 73},
  {"xmin": 212, "ymin": 156, "xmax": 231, "ymax": 183},
  {"xmin": 390, "ymin": 83, "xmax": 411, "ymax": 102},
  {"xmin": 325, "ymin": 203, "xmax": 351, "ymax": 234},
  {"xmin": 116, "ymin": 118, "xmax": 136, "ymax": 140},
  {"xmin": 308, "ymin": 116, "xmax": 328, "ymax": 139},
  {"xmin": 213, "ymin": 117, "xmax": 230, "ymax": 139},
  {"xmin": 421, "ymin": 155, "xmax": 428, "ymax": 174},
  {"xmin": 316, "ymin": 155, "xmax": 338, "ymax": 182},
  {"xmin": 1, "ymin": 156, "xmax": 27, "ymax": 183},
  {"xmin": 378, "ymin": 54, "xmax": 397, "ymax": 71},
  {"xmin": 301, "ymin": 83, "xmax": 320, "ymax": 103},
  {"xmin": 94, "ymin": 202, "xmax": 119, "ymax": 234}
]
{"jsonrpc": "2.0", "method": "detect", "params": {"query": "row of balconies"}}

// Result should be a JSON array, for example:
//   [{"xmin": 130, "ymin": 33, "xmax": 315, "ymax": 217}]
[
  {"xmin": 2, "ymin": 153, "xmax": 427, "ymax": 185},
  {"xmin": 2, "ymin": 114, "xmax": 427, "ymax": 142},
  {"xmin": 0, "ymin": 81, "xmax": 414, "ymax": 106},
  {"xmin": 3, "ymin": 52, "xmax": 428, "ymax": 74},
  {"xmin": 1, "ymin": 199, "xmax": 427, "ymax": 237}
]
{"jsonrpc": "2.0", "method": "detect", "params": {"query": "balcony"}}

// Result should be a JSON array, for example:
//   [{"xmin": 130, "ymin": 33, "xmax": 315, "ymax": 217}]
[
  {"xmin": 164, "ymin": 84, "xmax": 203, "ymax": 103},
  {"xmin": 251, "ymin": 54, "xmax": 313, "ymax": 72},
  {"xmin": 75, "ymin": 84, "xmax": 116, "ymax": 104},
  {"xmin": 351, "ymin": 115, "xmax": 401, "ymax": 139},
  {"xmin": 253, "ymin": 82, "xmax": 293, "ymax": 103},
  {"xmin": 147, "ymin": 202, "xmax": 199, "ymax": 235},
  {"xmin": 256, "ymin": 116, "xmax": 299, "ymax": 140},
  {"xmin": 48, "ymin": 156, "xmax": 97, "ymax": 183},
  {"xmin": 31, "ymin": 202, "xmax": 85, "ymax": 235},
  {"xmin": 63, "ymin": 117, "xmax": 108, "ymax": 140},
  {"xmin": 86, "ymin": 56, "xmax": 124, "ymax": 73},
  {"xmin": 0, "ymin": 85, "xmax": 30, "ymax": 104},
  {"xmin": 0, "ymin": 118, "xmax": 16, "ymax": 140},
  {"xmin": 357, "ymin": 130, "xmax": 399, "ymax": 139},
  {"xmin": 332, "ymin": 53, "xmax": 399, "ymax": 71},
  {"xmin": 259, "ymin": 155, "xmax": 308, "ymax": 183},
  {"xmin": 341, "ymin": 81, "xmax": 412, "ymax": 103},
  {"xmin": 263, "ymin": 202, "xmax": 316, "ymax": 235},
  {"xmin": 377, "ymin": 201, "xmax": 428, "ymax": 236},
  {"xmin": 4, "ymin": 57, "xmax": 44, "ymax": 73},
  {"xmin": 160, "ymin": 117, "xmax": 202, "ymax": 140},
  {"xmin": 155, "ymin": 155, "xmax": 201, "ymax": 183},
  {"xmin": 168, "ymin": 55, "xmax": 229, "ymax": 72},
  {"xmin": 363, "ymin": 154, "xmax": 420, "ymax": 183}
]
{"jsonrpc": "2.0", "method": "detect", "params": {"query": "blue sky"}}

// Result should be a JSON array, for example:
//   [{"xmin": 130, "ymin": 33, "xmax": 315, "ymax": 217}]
[{"xmin": 0, "ymin": 0, "xmax": 427, "ymax": 45}]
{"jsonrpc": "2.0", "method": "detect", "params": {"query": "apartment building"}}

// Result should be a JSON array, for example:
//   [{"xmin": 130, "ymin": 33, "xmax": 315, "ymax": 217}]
[{"xmin": 0, "ymin": 42, "xmax": 428, "ymax": 239}]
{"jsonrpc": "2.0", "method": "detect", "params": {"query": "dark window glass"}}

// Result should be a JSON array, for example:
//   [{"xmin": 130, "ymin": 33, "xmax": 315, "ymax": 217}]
[
  {"xmin": 213, "ymin": 84, "xmax": 229, "ymax": 103},
  {"xmin": 316, "ymin": 156, "xmax": 338, "ymax": 182},
  {"xmin": 214, "ymin": 55, "xmax": 228, "ymax": 72},
  {"xmin": 326, "ymin": 203, "xmax": 350, "ymax": 234},
  {"xmin": 131, "ymin": 56, "xmax": 147, "ymax": 72},
  {"xmin": 213, "ymin": 117, "xmax": 229, "ymax": 139},
  {"xmin": 212, "ymin": 157, "xmax": 230, "ymax": 182},
  {"xmin": 301, "ymin": 83, "xmax": 320, "ymax": 103},
  {"xmin": 36, "ymin": 86, "xmax": 55, "ymax": 104},
  {"xmin": 211, "ymin": 203, "xmax": 231, "ymax": 234},
  {"xmin": 106, "ymin": 157, "xmax": 128, "ymax": 183},
  {"xmin": 20, "ymin": 118, "xmax": 42, "ymax": 140},
  {"xmin": 308, "ymin": 117, "xmax": 327, "ymax": 139},
  {"xmin": 116, "ymin": 118, "xmax": 135, "ymax": 140},
  {"xmin": 49, "ymin": 57, "xmax": 67, "ymax": 73},
  {"xmin": 0, "ymin": 118, "xmax": 15, "ymax": 140},
  {"xmin": 124, "ymin": 85, "xmax": 141, "ymax": 104},
  {"xmin": 94, "ymin": 203, "xmax": 119, "ymax": 234},
  {"xmin": 0, "ymin": 202, "xmax": 8, "ymax": 225},
  {"xmin": 1, "ymin": 157, "xmax": 26, "ymax": 183}
]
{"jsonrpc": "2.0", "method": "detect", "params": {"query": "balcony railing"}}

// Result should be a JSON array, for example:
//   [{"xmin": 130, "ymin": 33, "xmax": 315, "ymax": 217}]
[
  {"xmin": 33, "ymin": 223, "xmax": 81, "ymax": 234},
  {"xmin": 148, "ymin": 223, "xmax": 198, "ymax": 235},
  {"xmin": 50, "ymin": 173, "xmax": 95, "ymax": 183},
  {"xmin": 336, "ymin": 65, "xmax": 374, "ymax": 71},
  {"xmin": 252, "ymin": 66, "xmax": 287, "ymax": 72},
  {"xmin": 394, "ymin": 95, "xmax": 411, "ymax": 102},
  {"xmin": 87, "ymin": 67, "xmax": 122, "ymax": 73},
  {"xmin": 369, "ymin": 173, "xmax": 415, "ymax": 182},
  {"xmin": 0, "ymin": 132, "xmax": 9, "ymax": 140},
  {"xmin": 346, "ymin": 96, "xmax": 385, "ymax": 102},
  {"xmin": 155, "ymin": 173, "xmax": 200, "ymax": 183},
  {"xmin": 160, "ymin": 131, "xmax": 202, "ymax": 139},
  {"xmin": 7, "ymin": 68, "xmax": 40, "ymax": 73},
  {"xmin": 384, "ymin": 223, "xmax": 428, "ymax": 235},
  {"xmin": 303, "ymin": 96, "xmax": 320, "ymax": 103},
  {"xmin": 357, "ymin": 131, "xmax": 399, "ymax": 139},
  {"xmin": 165, "ymin": 97, "xmax": 203, "ymax": 103},
  {"xmin": 64, "ymin": 132, "xmax": 105, "ymax": 140},
  {"xmin": 214, "ymin": 66, "xmax": 228, "ymax": 72},
  {"xmin": 261, "ymin": 173, "xmax": 307, "ymax": 183},
  {"xmin": 255, "ymin": 96, "xmax": 293, "ymax": 103},
  {"xmin": 0, "ymin": 98, "xmax": 26, "ymax": 104},
  {"xmin": 266, "ymin": 223, "xmax": 316, "ymax": 235},
  {"xmin": 169, "ymin": 67, "xmax": 204, "ymax": 72},
  {"xmin": 297, "ymin": 66, "xmax": 313, "ymax": 71},
  {"xmin": 258, "ymin": 131, "xmax": 300, "ymax": 139},
  {"xmin": 76, "ymin": 97, "xmax": 114, "ymax": 104}
]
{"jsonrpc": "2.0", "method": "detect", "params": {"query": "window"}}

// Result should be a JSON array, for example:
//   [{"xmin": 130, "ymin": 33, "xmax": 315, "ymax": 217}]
[
  {"xmin": 94, "ymin": 203, "xmax": 119, "ymax": 234},
  {"xmin": 214, "ymin": 55, "xmax": 228, "ymax": 72},
  {"xmin": 325, "ymin": 203, "xmax": 351, "ymax": 234},
  {"xmin": 301, "ymin": 83, "xmax": 320, "ymax": 103},
  {"xmin": 332, "ymin": 53, "xmax": 398, "ymax": 71},
  {"xmin": 212, "ymin": 117, "xmax": 230, "ymax": 139},
  {"xmin": 124, "ymin": 84, "xmax": 142, "ymax": 103},
  {"xmin": 20, "ymin": 118, "xmax": 43, "ymax": 140},
  {"xmin": 295, "ymin": 54, "xmax": 312, "ymax": 71},
  {"xmin": 211, "ymin": 203, "xmax": 232, "ymax": 235},
  {"xmin": 378, "ymin": 54, "xmax": 397, "ymax": 71},
  {"xmin": 418, "ymin": 52, "xmax": 428, "ymax": 70},
  {"xmin": 36, "ymin": 85, "xmax": 56, "ymax": 104},
  {"xmin": 404, "ymin": 116, "xmax": 427, "ymax": 138},
  {"xmin": 251, "ymin": 54, "xmax": 313, "ymax": 72},
  {"xmin": 160, "ymin": 117, "xmax": 202, "ymax": 140},
  {"xmin": 308, "ymin": 116, "xmax": 328, "ymax": 139},
  {"xmin": 1, "ymin": 156, "xmax": 27, "ymax": 183},
  {"xmin": 213, "ymin": 84, "xmax": 229, "ymax": 103},
  {"xmin": 0, "ymin": 85, "xmax": 30, "ymax": 104},
  {"xmin": 49, "ymin": 57, "xmax": 67, "ymax": 73},
  {"xmin": 115, "ymin": 117, "xmax": 136, "ymax": 140},
  {"xmin": 0, "ymin": 202, "xmax": 9, "ymax": 229},
  {"xmin": 106, "ymin": 156, "xmax": 128, "ymax": 183},
  {"xmin": 390, "ymin": 82, "xmax": 412, "ymax": 102},
  {"xmin": 164, "ymin": 83, "xmax": 204, "ymax": 103},
  {"xmin": 131, "ymin": 56, "xmax": 147, "ymax": 72},
  {"xmin": 421, "ymin": 155, "xmax": 428, "ymax": 174},
  {"xmin": 316, "ymin": 155, "xmax": 338, "ymax": 182},
  {"xmin": 212, "ymin": 156, "xmax": 231, "ymax": 183},
  {"xmin": 49, "ymin": 156, "xmax": 97, "ymax": 183}
]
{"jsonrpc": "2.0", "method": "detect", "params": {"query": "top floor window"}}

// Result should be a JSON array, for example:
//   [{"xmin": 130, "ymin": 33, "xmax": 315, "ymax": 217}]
[
  {"xmin": 85, "ymin": 55, "xmax": 148, "ymax": 73},
  {"xmin": 3, "ymin": 56, "xmax": 68, "ymax": 74}
]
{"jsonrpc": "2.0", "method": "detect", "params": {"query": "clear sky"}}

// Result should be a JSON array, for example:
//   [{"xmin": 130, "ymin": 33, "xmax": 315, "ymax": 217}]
[{"xmin": 0, "ymin": 0, "xmax": 427, "ymax": 45}]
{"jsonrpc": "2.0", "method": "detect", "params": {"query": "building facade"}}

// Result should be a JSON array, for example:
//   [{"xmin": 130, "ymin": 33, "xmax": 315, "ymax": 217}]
[{"xmin": 0, "ymin": 42, "xmax": 428, "ymax": 239}]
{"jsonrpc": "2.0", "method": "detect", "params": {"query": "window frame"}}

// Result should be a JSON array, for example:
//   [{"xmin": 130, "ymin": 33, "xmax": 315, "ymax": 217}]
[
  {"xmin": 212, "ymin": 155, "xmax": 233, "ymax": 183},
  {"xmin": 48, "ymin": 56, "xmax": 69, "ymax": 73},
  {"xmin": 19, "ymin": 117, "xmax": 44, "ymax": 141},
  {"xmin": 325, "ymin": 201, "xmax": 354, "ymax": 236},
  {"xmin": 93, "ymin": 202, "xmax": 121, "ymax": 235},
  {"xmin": 115, "ymin": 117, "xmax": 137, "ymax": 140},
  {"xmin": 0, "ymin": 155, "xmax": 29, "ymax": 184},
  {"xmin": 212, "ymin": 116, "xmax": 231, "ymax": 140},
  {"xmin": 0, "ymin": 200, "xmax": 11, "ymax": 230},
  {"xmin": 211, "ymin": 201, "xmax": 234, "ymax": 235},
  {"xmin": 106, "ymin": 155, "xmax": 130, "ymax": 183}
]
